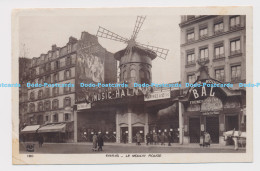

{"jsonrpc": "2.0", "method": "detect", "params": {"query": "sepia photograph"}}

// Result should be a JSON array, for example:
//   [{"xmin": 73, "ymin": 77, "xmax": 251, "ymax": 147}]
[{"xmin": 12, "ymin": 7, "xmax": 253, "ymax": 164}]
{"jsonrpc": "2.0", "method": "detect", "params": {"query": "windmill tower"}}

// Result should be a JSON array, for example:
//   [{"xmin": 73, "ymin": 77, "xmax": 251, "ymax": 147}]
[{"xmin": 96, "ymin": 16, "xmax": 169, "ymax": 87}]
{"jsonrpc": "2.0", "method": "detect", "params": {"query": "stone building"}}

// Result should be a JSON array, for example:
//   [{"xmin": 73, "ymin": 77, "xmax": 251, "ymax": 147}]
[{"xmin": 178, "ymin": 15, "xmax": 246, "ymax": 145}]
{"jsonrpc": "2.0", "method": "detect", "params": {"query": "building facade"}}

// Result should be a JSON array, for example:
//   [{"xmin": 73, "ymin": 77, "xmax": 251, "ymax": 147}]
[
  {"xmin": 22, "ymin": 32, "xmax": 117, "ymax": 142},
  {"xmin": 179, "ymin": 15, "xmax": 246, "ymax": 145}
]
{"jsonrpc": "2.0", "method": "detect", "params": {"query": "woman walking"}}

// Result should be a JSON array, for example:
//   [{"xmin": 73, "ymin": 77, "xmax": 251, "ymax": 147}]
[{"xmin": 92, "ymin": 133, "xmax": 98, "ymax": 151}]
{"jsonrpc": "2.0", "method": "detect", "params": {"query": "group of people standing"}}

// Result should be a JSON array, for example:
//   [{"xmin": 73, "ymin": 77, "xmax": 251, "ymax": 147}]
[
  {"xmin": 92, "ymin": 132, "xmax": 104, "ymax": 151},
  {"xmin": 146, "ymin": 131, "xmax": 174, "ymax": 146}
]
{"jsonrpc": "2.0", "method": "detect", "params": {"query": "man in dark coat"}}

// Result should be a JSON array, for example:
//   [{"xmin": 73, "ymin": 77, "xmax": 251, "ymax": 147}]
[
  {"xmin": 97, "ymin": 133, "xmax": 104, "ymax": 151},
  {"xmin": 38, "ymin": 134, "xmax": 44, "ymax": 148}
]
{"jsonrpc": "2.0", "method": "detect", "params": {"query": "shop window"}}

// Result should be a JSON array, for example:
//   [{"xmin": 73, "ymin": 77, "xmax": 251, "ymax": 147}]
[
  {"xmin": 215, "ymin": 68, "xmax": 225, "ymax": 82},
  {"xmin": 231, "ymin": 65, "xmax": 241, "ymax": 82},
  {"xmin": 230, "ymin": 39, "xmax": 241, "ymax": 55}
]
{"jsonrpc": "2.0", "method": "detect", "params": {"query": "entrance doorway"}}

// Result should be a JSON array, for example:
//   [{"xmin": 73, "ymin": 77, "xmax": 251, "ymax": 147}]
[
  {"xmin": 120, "ymin": 127, "xmax": 128, "ymax": 143},
  {"xmin": 189, "ymin": 117, "xmax": 200, "ymax": 143},
  {"xmin": 206, "ymin": 116, "xmax": 219, "ymax": 143},
  {"xmin": 132, "ymin": 127, "xmax": 144, "ymax": 143},
  {"xmin": 226, "ymin": 115, "xmax": 239, "ymax": 131}
]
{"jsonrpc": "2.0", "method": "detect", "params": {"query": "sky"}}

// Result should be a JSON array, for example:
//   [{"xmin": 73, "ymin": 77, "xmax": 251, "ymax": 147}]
[{"xmin": 19, "ymin": 12, "xmax": 181, "ymax": 83}]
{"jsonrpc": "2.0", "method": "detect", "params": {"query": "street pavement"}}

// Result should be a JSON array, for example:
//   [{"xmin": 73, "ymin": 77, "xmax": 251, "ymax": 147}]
[{"xmin": 19, "ymin": 142, "xmax": 246, "ymax": 154}]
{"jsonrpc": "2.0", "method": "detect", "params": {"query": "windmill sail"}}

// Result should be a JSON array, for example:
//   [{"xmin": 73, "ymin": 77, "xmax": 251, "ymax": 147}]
[
  {"xmin": 137, "ymin": 43, "xmax": 169, "ymax": 60},
  {"xmin": 96, "ymin": 26, "xmax": 129, "ymax": 43}
]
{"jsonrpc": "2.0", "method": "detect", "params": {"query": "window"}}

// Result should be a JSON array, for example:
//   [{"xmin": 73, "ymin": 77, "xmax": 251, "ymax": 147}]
[
  {"xmin": 215, "ymin": 68, "xmax": 225, "ymax": 81},
  {"xmin": 187, "ymin": 31, "xmax": 195, "ymax": 42},
  {"xmin": 38, "ymin": 90, "xmax": 43, "ymax": 99},
  {"xmin": 64, "ymin": 85, "xmax": 71, "ymax": 93},
  {"xmin": 199, "ymin": 27, "xmax": 208, "ymax": 38},
  {"xmin": 45, "ymin": 115, "xmax": 49, "ymax": 122},
  {"xmin": 38, "ymin": 102, "xmax": 43, "ymax": 112},
  {"xmin": 30, "ymin": 92, "xmax": 35, "ymax": 100},
  {"xmin": 64, "ymin": 97, "xmax": 71, "ymax": 107},
  {"xmin": 130, "ymin": 69, "xmax": 136, "ymax": 78},
  {"xmin": 53, "ymin": 113, "xmax": 58, "ymax": 122},
  {"xmin": 64, "ymin": 113, "xmax": 70, "ymax": 121},
  {"xmin": 187, "ymin": 74, "xmax": 196, "ymax": 84},
  {"xmin": 231, "ymin": 65, "xmax": 241, "ymax": 81},
  {"xmin": 123, "ymin": 71, "xmax": 127, "ymax": 80},
  {"xmin": 146, "ymin": 71, "xmax": 150, "ymax": 80},
  {"xmin": 52, "ymin": 99, "xmax": 59, "ymax": 110},
  {"xmin": 45, "ymin": 101, "xmax": 50, "ymax": 110},
  {"xmin": 187, "ymin": 52, "xmax": 195, "ymax": 65},
  {"xmin": 45, "ymin": 88, "xmax": 50, "ymax": 97},
  {"xmin": 53, "ymin": 73, "xmax": 59, "ymax": 82},
  {"xmin": 214, "ymin": 22, "xmax": 224, "ymax": 33},
  {"xmin": 199, "ymin": 48, "xmax": 209, "ymax": 59},
  {"xmin": 53, "ymin": 87, "xmax": 59, "ymax": 96},
  {"xmin": 45, "ymin": 75, "xmax": 51, "ymax": 83},
  {"xmin": 29, "ymin": 103, "xmax": 35, "ymax": 113},
  {"xmin": 187, "ymin": 15, "xmax": 195, "ymax": 20},
  {"xmin": 54, "ymin": 60, "xmax": 60, "ymax": 69},
  {"xmin": 64, "ymin": 70, "xmax": 70, "ymax": 80},
  {"xmin": 67, "ymin": 44, "xmax": 72, "ymax": 53},
  {"xmin": 214, "ymin": 44, "xmax": 224, "ymax": 59},
  {"xmin": 66, "ymin": 56, "xmax": 71, "ymax": 65},
  {"xmin": 230, "ymin": 16, "xmax": 240, "ymax": 28},
  {"xmin": 230, "ymin": 39, "xmax": 241, "ymax": 55}
]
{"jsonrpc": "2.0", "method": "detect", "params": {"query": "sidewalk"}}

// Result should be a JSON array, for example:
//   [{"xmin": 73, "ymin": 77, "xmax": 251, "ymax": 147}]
[{"xmin": 21, "ymin": 141, "xmax": 245, "ymax": 150}]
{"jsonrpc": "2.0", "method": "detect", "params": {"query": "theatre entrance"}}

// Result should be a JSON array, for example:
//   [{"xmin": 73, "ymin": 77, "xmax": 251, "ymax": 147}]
[
  {"xmin": 132, "ymin": 126, "xmax": 144, "ymax": 143},
  {"xmin": 206, "ymin": 116, "xmax": 219, "ymax": 143},
  {"xmin": 189, "ymin": 117, "xmax": 200, "ymax": 143}
]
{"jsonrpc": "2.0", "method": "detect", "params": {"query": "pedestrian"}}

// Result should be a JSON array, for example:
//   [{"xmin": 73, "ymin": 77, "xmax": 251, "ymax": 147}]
[
  {"xmin": 160, "ymin": 132, "xmax": 165, "ymax": 145},
  {"xmin": 153, "ymin": 132, "xmax": 158, "ymax": 145},
  {"xmin": 122, "ymin": 132, "xmax": 127, "ymax": 144},
  {"xmin": 136, "ymin": 132, "xmax": 142, "ymax": 145},
  {"xmin": 146, "ymin": 133, "xmax": 150, "ymax": 145},
  {"xmin": 204, "ymin": 132, "xmax": 211, "ymax": 147},
  {"xmin": 150, "ymin": 132, "xmax": 154, "ymax": 145},
  {"xmin": 168, "ymin": 131, "xmax": 172, "ymax": 146},
  {"xmin": 38, "ymin": 134, "xmax": 44, "ymax": 148},
  {"xmin": 92, "ymin": 133, "xmax": 98, "ymax": 151},
  {"xmin": 97, "ymin": 133, "xmax": 104, "ymax": 151}
]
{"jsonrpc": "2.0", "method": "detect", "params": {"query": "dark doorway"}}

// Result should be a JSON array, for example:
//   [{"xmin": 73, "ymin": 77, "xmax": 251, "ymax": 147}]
[
  {"xmin": 189, "ymin": 117, "xmax": 200, "ymax": 143},
  {"xmin": 132, "ymin": 126, "xmax": 144, "ymax": 143},
  {"xmin": 206, "ymin": 116, "xmax": 219, "ymax": 143},
  {"xmin": 226, "ymin": 115, "xmax": 239, "ymax": 131},
  {"xmin": 120, "ymin": 127, "xmax": 128, "ymax": 143}
]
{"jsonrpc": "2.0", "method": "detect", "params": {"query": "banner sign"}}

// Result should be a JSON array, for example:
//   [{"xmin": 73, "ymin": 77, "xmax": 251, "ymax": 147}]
[{"xmin": 144, "ymin": 90, "xmax": 171, "ymax": 101}]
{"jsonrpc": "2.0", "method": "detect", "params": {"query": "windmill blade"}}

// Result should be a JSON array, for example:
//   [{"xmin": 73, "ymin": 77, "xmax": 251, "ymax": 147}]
[
  {"xmin": 96, "ymin": 26, "xmax": 129, "ymax": 43},
  {"xmin": 137, "ymin": 43, "xmax": 169, "ymax": 60},
  {"xmin": 131, "ymin": 16, "xmax": 146, "ymax": 40}
]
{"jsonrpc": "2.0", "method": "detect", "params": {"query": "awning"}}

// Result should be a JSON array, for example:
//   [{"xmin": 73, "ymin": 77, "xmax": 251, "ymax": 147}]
[
  {"xmin": 38, "ymin": 123, "xmax": 66, "ymax": 133},
  {"xmin": 21, "ymin": 125, "xmax": 40, "ymax": 133}
]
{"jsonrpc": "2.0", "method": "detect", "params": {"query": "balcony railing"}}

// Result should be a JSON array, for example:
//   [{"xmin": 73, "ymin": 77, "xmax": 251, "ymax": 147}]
[{"xmin": 197, "ymin": 57, "xmax": 209, "ymax": 64}]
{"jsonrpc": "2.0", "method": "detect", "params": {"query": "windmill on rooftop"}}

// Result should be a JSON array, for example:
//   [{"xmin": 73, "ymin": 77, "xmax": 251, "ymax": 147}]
[{"xmin": 96, "ymin": 16, "xmax": 169, "ymax": 87}]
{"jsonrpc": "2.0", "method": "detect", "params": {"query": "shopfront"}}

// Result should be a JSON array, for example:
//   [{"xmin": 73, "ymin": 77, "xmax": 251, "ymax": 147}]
[{"xmin": 179, "ymin": 78, "xmax": 246, "ymax": 145}]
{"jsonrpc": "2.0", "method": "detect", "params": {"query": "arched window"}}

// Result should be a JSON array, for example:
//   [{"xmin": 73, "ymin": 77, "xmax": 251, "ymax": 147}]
[
  {"xmin": 38, "ymin": 101, "xmax": 43, "ymax": 112},
  {"xmin": 52, "ymin": 99, "xmax": 59, "ymax": 110},
  {"xmin": 140, "ymin": 69, "xmax": 145, "ymax": 79},
  {"xmin": 130, "ymin": 69, "xmax": 136, "ymax": 78},
  {"xmin": 64, "ymin": 97, "xmax": 71, "ymax": 107},
  {"xmin": 38, "ymin": 90, "xmax": 43, "ymax": 99},
  {"xmin": 29, "ymin": 103, "xmax": 35, "ymax": 113},
  {"xmin": 146, "ymin": 70, "xmax": 150, "ymax": 80},
  {"xmin": 123, "ymin": 71, "xmax": 127, "ymax": 80},
  {"xmin": 30, "ymin": 92, "xmax": 35, "ymax": 100},
  {"xmin": 45, "ymin": 100, "xmax": 50, "ymax": 111}
]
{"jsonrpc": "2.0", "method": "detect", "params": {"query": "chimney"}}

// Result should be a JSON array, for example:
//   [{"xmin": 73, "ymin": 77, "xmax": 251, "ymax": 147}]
[{"xmin": 52, "ymin": 44, "xmax": 57, "ymax": 51}]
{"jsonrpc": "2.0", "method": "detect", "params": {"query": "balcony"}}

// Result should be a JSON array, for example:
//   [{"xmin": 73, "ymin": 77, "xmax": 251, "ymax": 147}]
[
  {"xmin": 231, "ymin": 77, "xmax": 241, "ymax": 83},
  {"xmin": 197, "ymin": 57, "xmax": 209, "ymax": 65},
  {"xmin": 185, "ymin": 61, "xmax": 196, "ymax": 68},
  {"xmin": 213, "ymin": 55, "xmax": 225, "ymax": 62}
]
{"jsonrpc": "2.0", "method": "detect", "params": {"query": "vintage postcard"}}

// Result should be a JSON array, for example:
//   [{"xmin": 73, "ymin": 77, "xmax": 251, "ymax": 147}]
[{"xmin": 12, "ymin": 7, "xmax": 253, "ymax": 164}]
